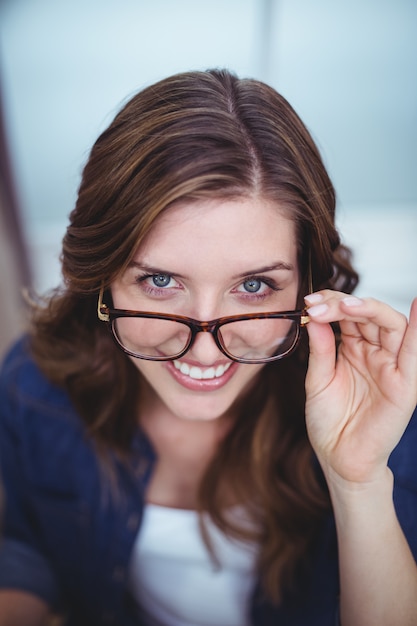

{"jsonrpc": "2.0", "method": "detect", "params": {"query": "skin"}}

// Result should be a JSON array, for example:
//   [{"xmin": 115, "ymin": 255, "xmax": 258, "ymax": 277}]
[
  {"xmin": 111, "ymin": 198, "xmax": 299, "ymax": 423},
  {"xmin": 1, "ymin": 198, "xmax": 416, "ymax": 625},
  {"xmin": 112, "ymin": 197, "xmax": 417, "ymax": 625},
  {"xmin": 305, "ymin": 291, "xmax": 417, "ymax": 625},
  {"xmin": 0, "ymin": 590, "xmax": 52, "ymax": 625},
  {"xmin": 113, "ymin": 197, "xmax": 417, "ymax": 623},
  {"xmin": 111, "ymin": 197, "xmax": 299, "ymax": 508}
]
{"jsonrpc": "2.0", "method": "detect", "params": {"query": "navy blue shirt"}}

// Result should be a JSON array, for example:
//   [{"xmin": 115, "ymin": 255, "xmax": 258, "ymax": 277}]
[{"xmin": 0, "ymin": 337, "xmax": 416, "ymax": 625}]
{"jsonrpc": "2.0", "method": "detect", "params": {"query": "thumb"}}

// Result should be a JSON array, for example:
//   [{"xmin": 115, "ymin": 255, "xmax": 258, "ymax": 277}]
[{"xmin": 305, "ymin": 320, "xmax": 337, "ymax": 394}]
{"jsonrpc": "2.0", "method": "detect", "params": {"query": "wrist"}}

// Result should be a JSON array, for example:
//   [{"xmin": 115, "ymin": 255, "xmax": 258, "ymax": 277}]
[
  {"xmin": 323, "ymin": 461, "xmax": 393, "ymax": 500},
  {"xmin": 323, "ymin": 465, "xmax": 395, "ymax": 526}
]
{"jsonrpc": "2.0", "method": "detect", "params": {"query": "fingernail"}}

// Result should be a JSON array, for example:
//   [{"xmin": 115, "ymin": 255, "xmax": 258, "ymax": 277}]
[
  {"xmin": 307, "ymin": 303, "xmax": 329, "ymax": 317},
  {"xmin": 342, "ymin": 296, "xmax": 364, "ymax": 307},
  {"xmin": 304, "ymin": 293, "xmax": 324, "ymax": 305}
]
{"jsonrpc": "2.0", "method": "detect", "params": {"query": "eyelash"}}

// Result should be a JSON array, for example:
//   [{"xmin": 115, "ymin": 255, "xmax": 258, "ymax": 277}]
[
  {"xmin": 234, "ymin": 276, "xmax": 282, "ymax": 300},
  {"xmin": 135, "ymin": 272, "xmax": 282, "ymax": 300},
  {"xmin": 135, "ymin": 273, "xmax": 180, "ymax": 297}
]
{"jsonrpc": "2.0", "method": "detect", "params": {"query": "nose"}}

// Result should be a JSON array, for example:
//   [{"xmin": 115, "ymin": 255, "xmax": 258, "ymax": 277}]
[{"xmin": 187, "ymin": 328, "xmax": 225, "ymax": 365}]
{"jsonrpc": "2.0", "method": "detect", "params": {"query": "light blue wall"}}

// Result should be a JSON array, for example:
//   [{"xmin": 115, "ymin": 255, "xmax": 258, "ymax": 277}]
[{"xmin": 1, "ymin": 0, "xmax": 416, "ymax": 311}]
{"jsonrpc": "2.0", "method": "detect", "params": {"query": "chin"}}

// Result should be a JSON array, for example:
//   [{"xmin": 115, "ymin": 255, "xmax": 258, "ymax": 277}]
[
  {"xmin": 164, "ymin": 395, "xmax": 237, "ymax": 423},
  {"xmin": 136, "ymin": 359, "xmax": 264, "ymax": 424}
]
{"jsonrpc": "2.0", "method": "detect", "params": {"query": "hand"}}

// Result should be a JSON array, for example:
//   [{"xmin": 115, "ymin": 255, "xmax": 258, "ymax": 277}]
[{"xmin": 303, "ymin": 291, "xmax": 417, "ymax": 485}]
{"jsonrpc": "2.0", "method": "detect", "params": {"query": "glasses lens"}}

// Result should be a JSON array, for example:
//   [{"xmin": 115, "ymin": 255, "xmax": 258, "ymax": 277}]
[
  {"xmin": 112, "ymin": 317, "xmax": 192, "ymax": 359},
  {"xmin": 218, "ymin": 317, "xmax": 299, "ymax": 362}
]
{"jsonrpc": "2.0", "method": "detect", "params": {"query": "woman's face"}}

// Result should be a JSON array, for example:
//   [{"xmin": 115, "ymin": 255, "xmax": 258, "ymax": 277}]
[{"xmin": 111, "ymin": 197, "xmax": 299, "ymax": 422}]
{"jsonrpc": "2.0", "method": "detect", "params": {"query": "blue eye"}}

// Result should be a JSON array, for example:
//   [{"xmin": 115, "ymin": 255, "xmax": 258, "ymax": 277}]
[
  {"xmin": 243, "ymin": 278, "xmax": 262, "ymax": 293},
  {"xmin": 152, "ymin": 274, "xmax": 171, "ymax": 287}
]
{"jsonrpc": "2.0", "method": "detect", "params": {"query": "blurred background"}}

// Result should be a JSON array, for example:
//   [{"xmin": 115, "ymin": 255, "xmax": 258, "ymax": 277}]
[{"xmin": 0, "ymin": 0, "xmax": 416, "ymax": 356}]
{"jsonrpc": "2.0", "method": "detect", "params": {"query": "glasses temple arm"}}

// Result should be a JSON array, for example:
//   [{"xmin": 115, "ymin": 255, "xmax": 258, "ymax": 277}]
[{"xmin": 97, "ymin": 286, "xmax": 110, "ymax": 322}]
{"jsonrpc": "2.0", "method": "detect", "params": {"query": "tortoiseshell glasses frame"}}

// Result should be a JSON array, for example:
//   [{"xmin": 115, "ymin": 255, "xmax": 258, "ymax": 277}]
[{"xmin": 97, "ymin": 287, "xmax": 310, "ymax": 364}]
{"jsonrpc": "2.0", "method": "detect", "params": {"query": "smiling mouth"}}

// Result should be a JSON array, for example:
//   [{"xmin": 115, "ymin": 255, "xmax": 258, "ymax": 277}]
[{"xmin": 173, "ymin": 360, "xmax": 232, "ymax": 380}]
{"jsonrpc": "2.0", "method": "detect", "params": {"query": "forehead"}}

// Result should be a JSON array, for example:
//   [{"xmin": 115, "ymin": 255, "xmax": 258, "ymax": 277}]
[{"xmin": 134, "ymin": 198, "xmax": 298, "ymax": 267}]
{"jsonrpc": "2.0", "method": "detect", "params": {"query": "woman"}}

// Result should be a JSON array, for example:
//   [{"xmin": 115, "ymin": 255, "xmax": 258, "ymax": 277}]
[{"xmin": 0, "ymin": 69, "xmax": 416, "ymax": 626}]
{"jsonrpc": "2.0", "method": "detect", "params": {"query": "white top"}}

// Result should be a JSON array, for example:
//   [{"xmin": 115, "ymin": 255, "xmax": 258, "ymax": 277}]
[{"xmin": 128, "ymin": 504, "xmax": 258, "ymax": 626}]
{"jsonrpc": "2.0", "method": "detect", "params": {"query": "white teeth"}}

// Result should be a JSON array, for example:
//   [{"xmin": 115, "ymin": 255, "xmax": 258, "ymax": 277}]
[
  {"xmin": 202, "ymin": 367, "xmax": 216, "ymax": 379},
  {"xmin": 173, "ymin": 360, "xmax": 231, "ymax": 380},
  {"xmin": 175, "ymin": 361, "xmax": 190, "ymax": 375},
  {"xmin": 215, "ymin": 364, "xmax": 226, "ymax": 377},
  {"xmin": 189, "ymin": 366, "xmax": 203, "ymax": 380}
]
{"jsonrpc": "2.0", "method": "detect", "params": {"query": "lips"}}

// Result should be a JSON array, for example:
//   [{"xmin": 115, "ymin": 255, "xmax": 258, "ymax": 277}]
[
  {"xmin": 173, "ymin": 360, "xmax": 232, "ymax": 380},
  {"xmin": 165, "ymin": 358, "xmax": 237, "ymax": 391}
]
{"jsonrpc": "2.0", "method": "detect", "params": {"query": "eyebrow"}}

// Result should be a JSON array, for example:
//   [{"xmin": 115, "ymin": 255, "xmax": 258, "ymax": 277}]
[
  {"xmin": 232, "ymin": 262, "xmax": 294, "ymax": 279},
  {"xmin": 129, "ymin": 260, "xmax": 294, "ymax": 279},
  {"xmin": 129, "ymin": 262, "xmax": 188, "ymax": 280}
]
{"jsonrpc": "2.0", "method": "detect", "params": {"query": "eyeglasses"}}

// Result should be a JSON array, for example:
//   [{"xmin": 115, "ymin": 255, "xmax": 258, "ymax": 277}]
[{"xmin": 97, "ymin": 288, "xmax": 309, "ymax": 364}]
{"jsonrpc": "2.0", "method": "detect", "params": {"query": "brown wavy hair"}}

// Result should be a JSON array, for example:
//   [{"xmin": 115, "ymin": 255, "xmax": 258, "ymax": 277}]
[{"xmin": 30, "ymin": 69, "xmax": 358, "ymax": 603}]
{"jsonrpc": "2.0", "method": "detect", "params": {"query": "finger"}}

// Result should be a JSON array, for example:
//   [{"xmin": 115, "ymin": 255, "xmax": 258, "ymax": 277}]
[
  {"xmin": 305, "ymin": 320, "xmax": 337, "ymax": 394},
  {"xmin": 398, "ymin": 298, "xmax": 417, "ymax": 393},
  {"xmin": 305, "ymin": 292, "xmax": 367, "ymax": 325},
  {"xmin": 305, "ymin": 292, "xmax": 408, "ymax": 355},
  {"xmin": 339, "ymin": 318, "xmax": 381, "ymax": 348},
  {"xmin": 340, "ymin": 298, "xmax": 408, "ymax": 355}
]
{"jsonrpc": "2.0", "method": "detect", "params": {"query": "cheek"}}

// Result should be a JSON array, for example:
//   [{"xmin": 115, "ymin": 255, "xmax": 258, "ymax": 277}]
[{"xmin": 128, "ymin": 355, "xmax": 154, "ymax": 378}]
